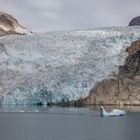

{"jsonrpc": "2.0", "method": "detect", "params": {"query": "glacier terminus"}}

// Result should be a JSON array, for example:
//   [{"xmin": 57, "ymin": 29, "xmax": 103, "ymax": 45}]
[{"xmin": 0, "ymin": 27, "xmax": 140, "ymax": 105}]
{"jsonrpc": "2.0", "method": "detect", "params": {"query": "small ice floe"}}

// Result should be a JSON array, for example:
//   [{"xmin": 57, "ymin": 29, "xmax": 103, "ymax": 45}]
[
  {"xmin": 19, "ymin": 110, "xmax": 25, "ymax": 113},
  {"xmin": 100, "ymin": 106, "xmax": 126, "ymax": 117},
  {"xmin": 35, "ymin": 110, "xmax": 39, "ymax": 112}
]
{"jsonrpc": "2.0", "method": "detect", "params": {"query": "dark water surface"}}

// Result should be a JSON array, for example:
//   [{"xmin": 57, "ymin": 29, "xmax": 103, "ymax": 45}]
[{"xmin": 0, "ymin": 106, "xmax": 139, "ymax": 140}]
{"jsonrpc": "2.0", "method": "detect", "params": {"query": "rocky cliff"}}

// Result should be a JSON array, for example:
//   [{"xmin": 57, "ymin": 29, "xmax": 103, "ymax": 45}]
[
  {"xmin": 74, "ymin": 40, "xmax": 140, "ymax": 106},
  {"xmin": 0, "ymin": 11, "xmax": 32, "ymax": 36},
  {"xmin": 129, "ymin": 16, "xmax": 140, "ymax": 26}
]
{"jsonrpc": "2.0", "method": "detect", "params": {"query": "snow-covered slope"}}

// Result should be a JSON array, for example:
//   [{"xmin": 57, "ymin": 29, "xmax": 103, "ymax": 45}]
[{"xmin": 0, "ymin": 27, "xmax": 140, "ymax": 105}]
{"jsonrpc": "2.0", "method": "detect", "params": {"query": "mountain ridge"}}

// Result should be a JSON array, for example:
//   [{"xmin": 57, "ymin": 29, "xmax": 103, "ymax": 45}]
[{"xmin": 0, "ymin": 11, "xmax": 32, "ymax": 36}]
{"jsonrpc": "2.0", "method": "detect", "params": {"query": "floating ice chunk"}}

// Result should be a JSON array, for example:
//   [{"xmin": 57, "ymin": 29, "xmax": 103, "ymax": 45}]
[{"xmin": 100, "ymin": 106, "xmax": 126, "ymax": 117}]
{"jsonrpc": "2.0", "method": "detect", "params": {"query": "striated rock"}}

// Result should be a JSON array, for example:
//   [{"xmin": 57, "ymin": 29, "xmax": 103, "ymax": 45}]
[
  {"xmin": 0, "ymin": 11, "xmax": 32, "ymax": 36},
  {"xmin": 76, "ymin": 77, "xmax": 140, "ymax": 106},
  {"xmin": 75, "ymin": 40, "xmax": 140, "ymax": 106},
  {"xmin": 120, "ymin": 40, "xmax": 140, "ymax": 75},
  {"xmin": 119, "ymin": 50, "xmax": 140, "ymax": 74},
  {"xmin": 129, "ymin": 16, "xmax": 140, "ymax": 26},
  {"xmin": 126, "ymin": 40, "xmax": 140, "ymax": 55}
]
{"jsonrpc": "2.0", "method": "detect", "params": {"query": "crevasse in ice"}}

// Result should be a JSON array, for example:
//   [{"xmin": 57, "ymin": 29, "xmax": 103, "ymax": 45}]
[{"xmin": 0, "ymin": 26, "xmax": 140, "ymax": 105}]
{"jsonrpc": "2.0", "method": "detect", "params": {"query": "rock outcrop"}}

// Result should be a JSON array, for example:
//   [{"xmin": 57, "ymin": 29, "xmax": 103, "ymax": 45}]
[
  {"xmin": 0, "ymin": 11, "xmax": 32, "ymax": 36},
  {"xmin": 129, "ymin": 16, "xmax": 140, "ymax": 26},
  {"xmin": 74, "ymin": 40, "xmax": 140, "ymax": 106}
]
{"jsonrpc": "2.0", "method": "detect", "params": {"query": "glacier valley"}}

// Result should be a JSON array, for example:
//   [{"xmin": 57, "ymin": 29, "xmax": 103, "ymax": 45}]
[{"xmin": 0, "ymin": 26, "xmax": 140, "ymax": 105}]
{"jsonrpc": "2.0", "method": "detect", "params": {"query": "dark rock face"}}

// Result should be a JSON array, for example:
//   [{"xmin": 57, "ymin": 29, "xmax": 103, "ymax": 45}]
[
  {"xmin": 119, "ymin": 50, "xmax": 140, "ymax": 74},
  {"xmin": 129, "ymin": 16, "xmax": 140, "ymax": 26},
  {"xmin": 119, "ymin": 40, "xmax": 140, "ymax": 75},
  {"xmin": 0, "ymin": 11, "xmax": 31, "ymax": 36},
  {"xmin": 74, "ymin": 40, "xmax": 140, "ymax": 106}
]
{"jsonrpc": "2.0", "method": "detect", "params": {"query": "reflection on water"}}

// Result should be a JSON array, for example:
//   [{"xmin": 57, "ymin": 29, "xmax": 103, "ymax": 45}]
[
  {"xmin": 0, "ymin": 105, "xmax": 140, "ymax": 140},
  {"xmin": 0, "ymin": 105, "xmax": 99, "ymax": 116},
  {"xmin": 0, "ymin": 104, "xmax": 140, "ymax": 113},
  {"xmin": 87, "ymin": 105, "xmax": 140, "ymax": 112}
]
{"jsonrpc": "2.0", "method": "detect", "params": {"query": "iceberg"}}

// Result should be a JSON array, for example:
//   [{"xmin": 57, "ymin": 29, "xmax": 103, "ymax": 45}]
[{"xmin": 100, "ymin": 106, "xmax": 126, "ymax": 117}]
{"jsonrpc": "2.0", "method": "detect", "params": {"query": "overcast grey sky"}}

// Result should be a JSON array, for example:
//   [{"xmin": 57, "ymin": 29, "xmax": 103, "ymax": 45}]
[{"xmin": 0, "ymin": 0, "xmax": 140, "ymax": 32}]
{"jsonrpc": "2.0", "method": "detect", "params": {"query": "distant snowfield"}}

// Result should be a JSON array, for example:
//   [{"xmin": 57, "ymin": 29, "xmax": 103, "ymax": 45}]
[{"xmin": 0, "ymin": 26, "xmax": 140, "ymax": 105}]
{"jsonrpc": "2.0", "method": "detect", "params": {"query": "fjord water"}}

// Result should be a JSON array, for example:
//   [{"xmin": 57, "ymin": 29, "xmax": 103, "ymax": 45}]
[{"xmin": 0, "ymin": 106, "xmax": 139, "ymax": 140}]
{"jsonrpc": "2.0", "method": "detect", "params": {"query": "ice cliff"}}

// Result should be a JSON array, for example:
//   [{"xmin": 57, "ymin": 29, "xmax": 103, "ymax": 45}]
[{"xmin": 0, "ymin": 26, "xmax": 140, "ymax": 105}]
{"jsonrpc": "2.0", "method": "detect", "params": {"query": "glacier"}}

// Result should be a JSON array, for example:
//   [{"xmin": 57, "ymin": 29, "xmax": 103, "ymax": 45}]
[{"xmin": 0, "ymin": 26, "xmax": 140, "ymax": 105}]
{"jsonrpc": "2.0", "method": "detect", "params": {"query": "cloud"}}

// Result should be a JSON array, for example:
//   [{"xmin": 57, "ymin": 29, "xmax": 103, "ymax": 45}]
[{"xmin": 0, "ymin": 0, "xmax": 140, "ymax": 32}]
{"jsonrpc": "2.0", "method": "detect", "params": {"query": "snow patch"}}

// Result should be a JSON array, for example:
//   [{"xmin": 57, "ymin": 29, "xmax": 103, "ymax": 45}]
[
  {"xmin": 0, "ymin": 25, "xmax": 10, "ymax": 31},
  {"xmin": 15, "ymin": 26, "xmax": 32, "ymax": 35}
]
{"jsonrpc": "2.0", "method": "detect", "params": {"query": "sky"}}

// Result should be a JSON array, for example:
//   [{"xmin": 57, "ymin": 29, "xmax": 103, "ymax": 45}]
[{"xmin": 0, "ymin": 0, "xmax": 140, "ymax": 32}]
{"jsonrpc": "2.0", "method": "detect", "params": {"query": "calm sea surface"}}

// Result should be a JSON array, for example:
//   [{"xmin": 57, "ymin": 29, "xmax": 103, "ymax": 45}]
[{"xmin": 0, "ymin": 105, "xmax": 139, "ymax": 140}]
